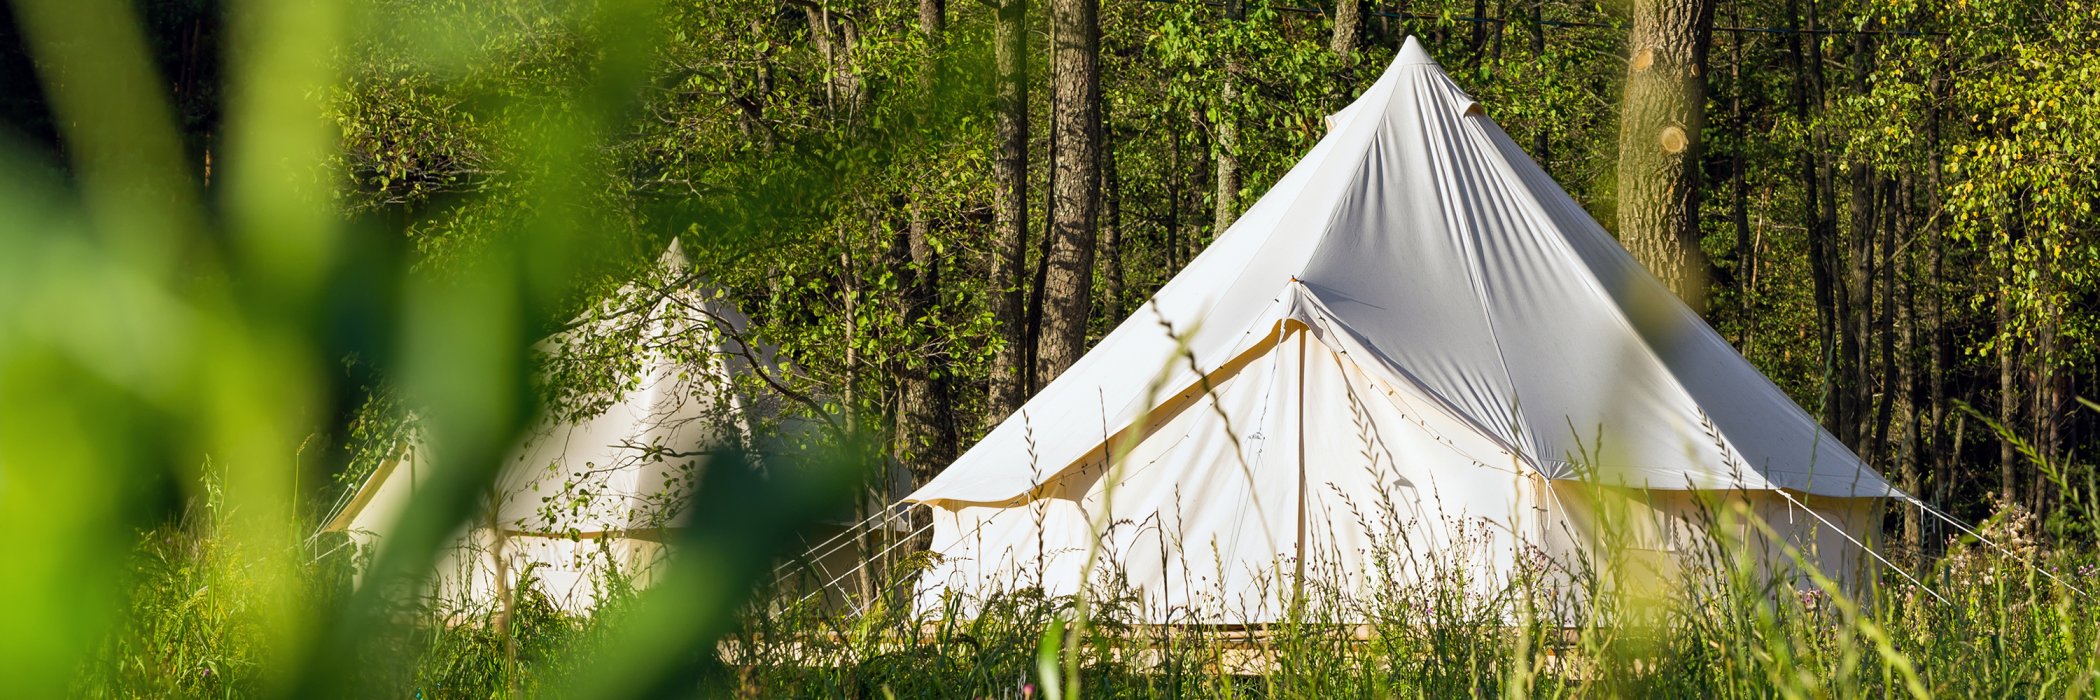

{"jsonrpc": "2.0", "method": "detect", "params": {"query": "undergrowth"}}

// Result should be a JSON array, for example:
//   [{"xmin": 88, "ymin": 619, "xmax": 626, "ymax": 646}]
[{"xmin": 78, "ymin": 493, "xmax": 2100, "ymax": 699}]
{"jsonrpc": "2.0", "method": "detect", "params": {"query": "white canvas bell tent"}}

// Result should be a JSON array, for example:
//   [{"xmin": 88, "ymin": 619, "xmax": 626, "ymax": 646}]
[
  {"xmin": 322, "ymin": 243, "xmax": 825, "ymax": 615},
  {"xmin": 904, "ymin": 38, "xmax": 1909, "ymax": 624}
]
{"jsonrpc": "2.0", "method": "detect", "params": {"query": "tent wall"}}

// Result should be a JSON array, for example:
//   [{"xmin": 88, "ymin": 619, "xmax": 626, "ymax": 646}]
[
  {"xmin": 916, "ymin": 327, "xmax": 1537, "ymax": 623},
  {"xmin": 914, "ymin": 325, "xmax": 1886, "ymax": 623}
]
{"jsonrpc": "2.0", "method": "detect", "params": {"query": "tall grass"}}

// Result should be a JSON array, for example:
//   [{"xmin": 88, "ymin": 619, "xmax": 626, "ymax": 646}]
[
  {"xmin": 742, "ymin": 495, "xmax": 2097, "ymax": 698},
  {"xmin": 78, "ymin": 469, "xmax": 2100, "ymax": 698}
]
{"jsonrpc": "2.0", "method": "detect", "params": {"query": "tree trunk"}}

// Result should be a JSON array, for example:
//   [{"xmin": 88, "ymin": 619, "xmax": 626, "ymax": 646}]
[
  {"xmin": 1840, "ymin": 34, "xmax": 1879, "ymax": 450},
  {"xmin": 2031, "ymin": 194, "xmax": 2056, "ymax": 514},
  {"xmin": 1925, "ymin": 60, "xmax": 1950, "ymax": 539},
  {"xmin": 1190, "ymin": 115, "xmax": 1211, "ymax": 262},
  {"xmin": 1530, "ymin": 0, "xmax": 1549, "ymax": 169},
  {"xmin": 1810, "ymin": 14, "xmax": 1845, "ymax": 441},
  {"xmin": 1899, "ymin": 179, "xmax": 1923, "ymax": 555},
  {"xmin": 1998, "ymin": 231, "xmax": 2018, "ymax": 506},
  {"xmin": 1870, "ymin": 179, "xmax": 1897, "ymax": 469},
  {"xmin": 1213, "ymin": 1, "xmax": 1245, "ymax": 238},
  {"xmin": 1036, "ymin": 0, "xmax": 1101, "ymax": 386},
  {"xmin": 1785, "ymin": 0, "xmax": 1840, "ymax": 437},
  {"xmin": 894, "ymin": 0, "xmax": 956, "ymax": 486},
  {"xmin": 1468, "ymin": 0, "xmax": 1490, "ymax": 68},
  {"xmin": 919, "ymin": 0, "xmax": 944, "ymax": 37},
  {"xmin": 986, "ymin": 0, "xmax": 1031, "ymax": 423},
  {"xmin": 1100, "ymin": 129, "xmax": 1126, "ymax": 320},
  {"xmin": 1615, "ymin": 0, "xmax": 1716, "ymax": 312},
  {"xmin": 1727, "ymin": 5, "xmax": 1751, "ymax": 347},
  {"xmin": 1332, "ymin": 0, "xmax": 1362, "ymax": 61},
  {"xmin": 804, "ymin": 5, "xmax": 865, "ymax": 118},
  {"xmin": 1166, "ymin": 131, "xmax": 1184, "ymax": 271}
]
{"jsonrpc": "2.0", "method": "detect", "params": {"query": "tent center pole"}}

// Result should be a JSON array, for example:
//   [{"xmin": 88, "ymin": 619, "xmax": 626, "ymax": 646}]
[{"xmin": 1293, "ymin": 321, "xmax": 1308, "ymax": 606}]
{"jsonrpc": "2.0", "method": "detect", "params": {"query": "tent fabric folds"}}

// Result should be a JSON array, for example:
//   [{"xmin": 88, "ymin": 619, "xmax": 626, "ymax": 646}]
[{"xmin": 907, "ymin": 38, "xmax": 1901, "ymax": 622}]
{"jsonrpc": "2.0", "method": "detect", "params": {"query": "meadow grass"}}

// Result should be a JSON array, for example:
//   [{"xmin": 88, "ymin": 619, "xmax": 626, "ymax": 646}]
[{"xmin": 78, "ymin": 486, "xmax": 2100, "ymax": 699}]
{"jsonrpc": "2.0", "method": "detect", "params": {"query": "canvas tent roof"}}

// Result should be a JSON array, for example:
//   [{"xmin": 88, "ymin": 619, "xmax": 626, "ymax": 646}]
[
  {"xmin": 323, "ymin": 242, "xmax": 784, "ymax": 545},
  {"xmin": 909, "ymin": 37, "xmax": 1903, "ymax": 509}
]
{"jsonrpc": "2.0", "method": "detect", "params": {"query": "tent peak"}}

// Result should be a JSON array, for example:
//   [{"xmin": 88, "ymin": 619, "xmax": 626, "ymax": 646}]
[{"xmin": 1395, "ymin": 36, "xmax": 1436, "ymax": 67}]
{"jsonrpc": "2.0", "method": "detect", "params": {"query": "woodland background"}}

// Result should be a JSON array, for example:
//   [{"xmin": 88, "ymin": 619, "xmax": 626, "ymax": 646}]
[
  {"xmin": 3, "ymin": 0, "xmax": 2100, "ymax": 696},
  {"xmin": 6, "ymin": 0, "xmax": 2096, "ymax": 550}
]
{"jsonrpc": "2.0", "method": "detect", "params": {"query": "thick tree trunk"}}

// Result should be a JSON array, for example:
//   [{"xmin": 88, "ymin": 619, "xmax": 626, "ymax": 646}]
[
  {"xmin": 986, "ymin": 0, "xmax": 1031, "ymax": 423},
  {"xmin": 1615, "ymin": 0, "xmax": 1716, "ymax": 312},
  {"xmin": 1331, "ymin": 0, "xmax": 1362, "ymax": 61},
  {"xmin": 919, "ymin": 0, "xmax": 944, "ymax": 36},
  {"xmin": 1036, "ymin": 0, "xmax": 1101, "ymax": 386}
]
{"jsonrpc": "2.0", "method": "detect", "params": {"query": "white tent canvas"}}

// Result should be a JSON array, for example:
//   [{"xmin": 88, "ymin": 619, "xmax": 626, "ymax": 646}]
[
  {"xmin": 323, "ymin": 244, "xmax": 786, "ymax": 614},
  {"xmin": 906, "ymin": 38, "xmax": 1904, "ymax": 624}
]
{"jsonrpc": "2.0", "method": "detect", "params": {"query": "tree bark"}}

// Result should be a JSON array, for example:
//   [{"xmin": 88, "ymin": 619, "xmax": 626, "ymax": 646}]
[
  {"xmin": 1036, "ymin": 0, "xmax": 1101, "ymax": 386},
  {"xmin": 1900, "ymin": 178, "xmax": 1923, "ymax": 554},
  {"xmin": 1809, "ymin": 12, "xmax": 1845, "ymax": 441},
  {"xmin": 1870, "ymin": 179, "xmax": 1897, "ymax": 468},
  {"xmin": 1840, "ymin": 34, "xmax": 1880, "ymax": 450},
  {"xmin": 1100, "ymin": 128, "xmax": 1126, "ymax": 320},
  {"xmin": 1999, "ymin": 220, "xmax": 2018, "ymax": 506},
  {"xmin": 1727, "ymin": 5, "xmax": 1750, "ymax": 347},
  {"xmin": 894, "ymin": 0, "xmax": 956, "ymax": 485},
  {"xmin": 804, "ymin": 4, "xmax": 864, "ymax": 117},
  {"xmin": 1331, "ymin": 0, "xmax": 1362, "ymax": 61},
  {"xmin": 1213, "ymin": 1, "xmax": 1245, "ymax": 238},
  {"xmin": 1166, "ymin": 130, "xmax": 1184, "ymax": 271},
  {"xmin": 1467, "ymin": 0, "xmax": 1490, "ymax": 68},
  {"xmin": 1530, "ymin": 0, "xmax": 1549, "ymax": 169},
  {"xmin": 1615, "ymin": 0, "xmax": 1716, "ymax": 312},
  {"xmin": 986, "ymin": 0, "xmax": 1031, "ymax": 423},
  {"xmin": 1785, "ymin": 0, "xmax": 1840, "ymax": 437},
  {"xmin": 1925, "ymin": 59, "xmax": 1950, "ymax": 535},
  {"xmin": 919, "ymin": 0, "xmax": 944, "ymax": 36}
]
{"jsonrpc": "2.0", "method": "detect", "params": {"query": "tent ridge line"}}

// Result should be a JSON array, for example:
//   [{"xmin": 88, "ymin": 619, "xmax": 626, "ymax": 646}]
[
  {"xmin": 1463, "ymin": 121, "xmax": 1800, "ymax": 493},
  {"xmin": 1286, "ymin": 288, "xmax": 1546, "ymax": 479},
  {"xmin": 1406, "ymin": 77, "xmax": 1545, "ymax": 474},
  {"xmin": 1292, "ymin": 69, "xmax": 1404, "ymax": 288}
]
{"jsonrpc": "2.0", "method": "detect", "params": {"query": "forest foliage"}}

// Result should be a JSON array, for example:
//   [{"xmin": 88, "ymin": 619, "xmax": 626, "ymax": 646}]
[
  {"xmin": 4, "ymin": 0, "xmax": 2100, "ymax": 696},
  {"xmin": 319, "ymin": 0, "xmax": 2100, "ymax": 545}
]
